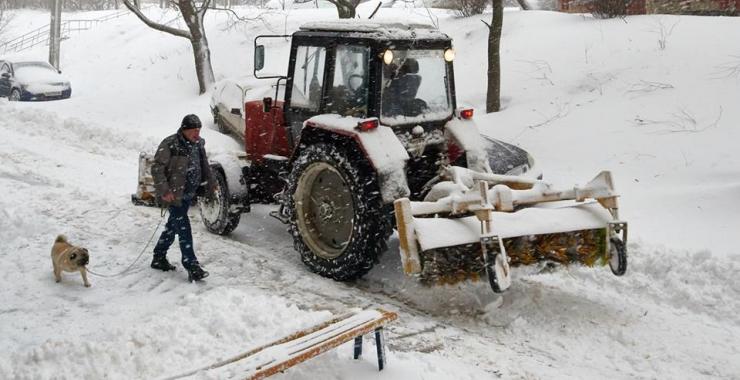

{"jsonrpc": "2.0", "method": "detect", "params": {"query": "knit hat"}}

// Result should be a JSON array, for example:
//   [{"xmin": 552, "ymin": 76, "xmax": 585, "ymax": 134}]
[{"xmin": 180, "ymin": 114, "xmax": 202, "ymax": 130}]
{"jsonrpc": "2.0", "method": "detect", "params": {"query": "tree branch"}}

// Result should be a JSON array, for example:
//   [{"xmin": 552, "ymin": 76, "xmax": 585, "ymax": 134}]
[
  {"xmin": 368, "ymin": 1, "xmax": 382, "ymax": 19},
  {"xmin": 210, "ymin": 6, "xmax": 270, "ymax": 23},
  {"xmin": 199, "ymin": 0, "xmax": 211, "ymax": 17},
  {"xmin": 123, "ymin": 0, "xmax": 191, "ymax": 39}
]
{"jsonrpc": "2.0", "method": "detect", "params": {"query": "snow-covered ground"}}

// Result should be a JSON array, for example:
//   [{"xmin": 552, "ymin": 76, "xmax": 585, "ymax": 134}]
[{"xmin": 1, "ymin": 5, "xmax": 739, "ymax": 380}]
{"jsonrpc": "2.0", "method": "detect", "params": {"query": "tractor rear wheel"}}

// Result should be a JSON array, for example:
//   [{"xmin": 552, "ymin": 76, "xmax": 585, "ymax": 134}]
[
  {"xmin": 199, "ymin": 167, "xmax": 241, "ymax": 235},
  {"xmin": 287, "ymin": 143, "xmax": 390, "ymax": 281}
]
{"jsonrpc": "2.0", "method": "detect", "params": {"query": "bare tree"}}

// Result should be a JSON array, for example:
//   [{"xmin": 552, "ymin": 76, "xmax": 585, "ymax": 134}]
[
  {"xmin": 451, "ymin": 0, "xmax": 487, "ymax": 16},
  {"xmin": 484, "ymin": 0, "xmax": 503, "ymax": 112},
  {"xmin": 326, "ymin": 0, "xmax": 361, "ymax": 18},
  {"xmin": 123, "ymin": 0, "xmax": 215, "ymax": 94},
  {"xmin": 0, "ymin": 3, "xmax": 15, "ymax": 43},
  {"xmin": 0, "ymin": 10, "xmax": 6, "ymax": 42},
  {"xmin": 1, "ymin": 0, "xmax": 48, "ymax": 9},
  {"xmin": 451, "ymin": 0, "xmax": 487, "ymax": 17}
]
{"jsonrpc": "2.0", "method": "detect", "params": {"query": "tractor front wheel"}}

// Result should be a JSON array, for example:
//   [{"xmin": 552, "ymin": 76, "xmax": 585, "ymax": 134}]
[{"xmin": 287, "ymin": 143, "xmax": 390, "ymax": 281}]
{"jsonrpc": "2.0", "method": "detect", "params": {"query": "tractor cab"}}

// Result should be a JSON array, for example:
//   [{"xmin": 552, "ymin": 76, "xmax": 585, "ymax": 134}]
[{"xmin": 255, "ymin": 21, "xmax": 456, "ymax": 151}]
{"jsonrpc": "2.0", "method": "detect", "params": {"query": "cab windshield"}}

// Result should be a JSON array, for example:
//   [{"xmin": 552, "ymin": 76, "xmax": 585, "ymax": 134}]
[{"xmin": 380, "ymin": 49, "xmax": 452, "ymax": 126}]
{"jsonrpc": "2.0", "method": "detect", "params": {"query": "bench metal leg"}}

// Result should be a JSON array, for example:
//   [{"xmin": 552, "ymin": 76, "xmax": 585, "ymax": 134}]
[
  {"xmin": 353, "ymin": 336, "xmax": 363, "ymax": 359},
  {"xmin": 375, "ymin": 327, "xmax": 386, "ymax": 371}
]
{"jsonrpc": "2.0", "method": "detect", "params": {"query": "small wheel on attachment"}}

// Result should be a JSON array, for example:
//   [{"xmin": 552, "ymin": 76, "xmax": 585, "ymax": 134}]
[
  {"xmin": 486, "ymin": 252, "xmax": 511, "ymax": 293},
  {"xmin": 609, "ymin": 237, "xmax": 627, "ymax": 276}
]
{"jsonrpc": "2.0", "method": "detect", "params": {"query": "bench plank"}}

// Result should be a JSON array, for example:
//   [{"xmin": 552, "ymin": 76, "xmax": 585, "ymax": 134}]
[{"xmin": 162, "ymin": 309, "xmax": 398, "ymax": 380}]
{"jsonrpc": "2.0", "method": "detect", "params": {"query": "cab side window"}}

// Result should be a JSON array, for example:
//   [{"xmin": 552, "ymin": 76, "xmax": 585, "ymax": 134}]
[
  {"xmin": 0, "ymin": 63, "xmax": 9, "ymax": 76},
  {"xmin": 290, "ymin": 46, "xmax": 326, "ymax": 111}
]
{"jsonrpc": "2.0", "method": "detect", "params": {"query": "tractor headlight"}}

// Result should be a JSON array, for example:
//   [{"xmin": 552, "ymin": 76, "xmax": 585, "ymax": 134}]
[
  {"xmin": 383, "ymin": 50, "xmax": 394, "ymax": 65},
  {"xmin": 444, "ymin": 48, "xmax": 455, "ymax": 62}
]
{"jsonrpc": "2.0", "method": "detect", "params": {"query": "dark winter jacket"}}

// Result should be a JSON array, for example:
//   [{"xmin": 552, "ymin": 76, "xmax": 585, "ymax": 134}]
[{"xmin": 151, "ymin": 131, "xmax": 215, "ymax": 206}]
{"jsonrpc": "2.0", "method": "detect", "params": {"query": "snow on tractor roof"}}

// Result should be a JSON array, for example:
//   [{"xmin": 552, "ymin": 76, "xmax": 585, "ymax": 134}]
[{"xmin": 298, "ymin": 19, "xmax": 449, "ymax": 40}]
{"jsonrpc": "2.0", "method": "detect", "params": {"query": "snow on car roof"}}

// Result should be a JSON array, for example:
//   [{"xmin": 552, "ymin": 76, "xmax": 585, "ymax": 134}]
[
  {"xmin": 298, "ymin": 19, "xmax": 449, "ymax": 40},
  {"xmin": 14, "ymin": 61, "xmax": 54, "ymax": 68}
]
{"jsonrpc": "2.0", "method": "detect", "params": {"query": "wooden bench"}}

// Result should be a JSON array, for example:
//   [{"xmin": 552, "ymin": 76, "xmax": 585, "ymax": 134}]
[{"xmin": 162, "ymin": 308, "xmax": 398, "ymax": 380}]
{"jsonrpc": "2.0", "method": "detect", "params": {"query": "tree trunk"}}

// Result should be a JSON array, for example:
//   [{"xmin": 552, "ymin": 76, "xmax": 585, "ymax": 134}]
[
  {"xmin": 179, "ymin": 0, "xmax": 215, "ymax": 94},
  {"xmin": 49, "ymin": 0, "xmax": 62, "ymax": 70},
  {"xmin": 189, "ymin": 36, "xmax": 215, "ymax": 94},
  {"xmin": 328, "ymin": 0, "xmax": 359, "ymax": 18},
  {"xmin": 515, "ymin": 0, "xmax": 531, "ymax": 10},
  {"xmin": 486, "ymin": 0, "xmax": 503, "ymax": 113}
]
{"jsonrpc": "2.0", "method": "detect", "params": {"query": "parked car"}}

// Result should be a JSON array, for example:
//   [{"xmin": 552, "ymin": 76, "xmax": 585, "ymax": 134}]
[
  {"xmin": 0, "ymin": 60, "xmax": 72, "ymax": 101},
  {"xmin": 210, "ymin": 76, "xmax": 284, "ymax": 139},
  {"xmin": 210, "ymin": 78, "xmax": 248, "ymax": 138}
]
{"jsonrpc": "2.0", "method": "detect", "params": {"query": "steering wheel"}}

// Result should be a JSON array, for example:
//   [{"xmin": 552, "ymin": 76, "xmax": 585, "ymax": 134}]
[{"xmin": 348, "ymin": 74, "xmax": 364, "ymax": 92}]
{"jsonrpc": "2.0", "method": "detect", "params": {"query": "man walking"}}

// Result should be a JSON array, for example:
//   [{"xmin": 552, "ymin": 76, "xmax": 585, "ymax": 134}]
[{"xmin": 150, "ymin": 114, "xmax": 215, "ymax": 282}]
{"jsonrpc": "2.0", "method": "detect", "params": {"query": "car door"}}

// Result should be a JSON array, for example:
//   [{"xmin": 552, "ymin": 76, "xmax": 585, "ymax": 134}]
[
  {"xmin": 0, "ymin": 63, "xmax": 11, "ymax": 97},
  {"xmin": 221, "ymin": 82, "xmax": 245, "ymax": 138}
]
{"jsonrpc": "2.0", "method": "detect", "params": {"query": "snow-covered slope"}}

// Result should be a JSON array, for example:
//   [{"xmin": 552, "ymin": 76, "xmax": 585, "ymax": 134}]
[{"xmin": 1, "ymin": 6, "xmax": 738, "ymax": 380}]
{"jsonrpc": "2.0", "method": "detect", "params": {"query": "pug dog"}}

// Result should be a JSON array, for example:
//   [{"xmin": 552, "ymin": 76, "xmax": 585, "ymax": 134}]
[{"xmin": 51, "ymin": 235, "xmax": 91, "ymax": 287}]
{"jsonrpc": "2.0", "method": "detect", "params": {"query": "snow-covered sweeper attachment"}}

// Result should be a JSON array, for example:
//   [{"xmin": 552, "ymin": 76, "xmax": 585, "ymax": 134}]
[{"xmin": 393, "ymin": 166, "xmax": 628, "ymax": 293}]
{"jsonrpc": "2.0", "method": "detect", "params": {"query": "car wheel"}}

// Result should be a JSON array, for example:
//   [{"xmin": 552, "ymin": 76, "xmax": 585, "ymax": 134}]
[
  {"xmin": 212, "ymin": 108, "xmax": 228, "ymax": 134},
  {"xmin": 9, "ymin": 89, "xmax": 21, "ymax": 101}
]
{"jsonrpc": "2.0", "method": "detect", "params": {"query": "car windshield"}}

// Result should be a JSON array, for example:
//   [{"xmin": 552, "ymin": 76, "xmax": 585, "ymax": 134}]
[
  {"xmin": 14, "ymin": 62, "xmax": 60, "ymax": 83},
  {"xmin": 381, "ymin": 49, "xmax": 452, "ymax": 126}
]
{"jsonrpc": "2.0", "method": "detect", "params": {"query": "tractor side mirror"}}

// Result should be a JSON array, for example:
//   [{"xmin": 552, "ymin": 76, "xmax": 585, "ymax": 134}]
[
  {"xmin": 255, "ymin": 45, "xmax": 265, "ymax": 71},
  {"xmin": 263, "ymin": 97, "xmax": 272, "ymax": 112},
  {"xmin": 230, "ymin": 108, "xmax": 242, "ymax": 117}
]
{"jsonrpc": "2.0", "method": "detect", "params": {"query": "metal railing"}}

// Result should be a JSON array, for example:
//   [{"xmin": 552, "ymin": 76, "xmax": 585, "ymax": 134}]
[{"xmin": 0, "ymin": 6, "xmax": 152, "ymax": 55}]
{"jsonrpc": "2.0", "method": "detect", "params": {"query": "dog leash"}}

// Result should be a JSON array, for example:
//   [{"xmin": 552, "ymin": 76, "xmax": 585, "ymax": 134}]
[{"xmin": 87, "ymin": 208, "xmax": 168, "ymax": 278}]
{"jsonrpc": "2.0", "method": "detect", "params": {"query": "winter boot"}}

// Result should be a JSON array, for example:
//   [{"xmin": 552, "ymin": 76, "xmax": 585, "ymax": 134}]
[
  {"xmin": 151, "ymin": 256, "xmax": 176, "ymax": 271},
  {"xmin": 187, "ymin": 264, "xmax": 209, "ymax": 282}
]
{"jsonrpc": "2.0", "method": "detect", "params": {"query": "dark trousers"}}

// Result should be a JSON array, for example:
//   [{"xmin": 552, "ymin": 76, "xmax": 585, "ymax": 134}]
[{"xmin": 153, "ymin": 198, "xmax": 198, "ymax": 269}]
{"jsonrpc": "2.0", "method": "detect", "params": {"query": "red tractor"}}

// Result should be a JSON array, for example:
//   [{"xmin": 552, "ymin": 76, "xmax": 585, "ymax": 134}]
[{"xmin": 136, "ymin": 20, "xmax": 627, "ymax": 293}]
